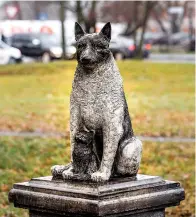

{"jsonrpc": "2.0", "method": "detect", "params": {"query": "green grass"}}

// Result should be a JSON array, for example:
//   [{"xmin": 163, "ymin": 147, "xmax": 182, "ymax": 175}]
[
  {"xmin": 0, "ymin": 137, "xmax": 70, "ymax": 217},
  {"xmin": 0, "ymin": 137, "xmax": 194, "ymax": 217},
  {"xmin": 0, "ymin": 60, "xmax": 194, "ymax": 216},
  {"xmin": 0, "ymin": 60, "xmax": 194, "ymax": 137}
]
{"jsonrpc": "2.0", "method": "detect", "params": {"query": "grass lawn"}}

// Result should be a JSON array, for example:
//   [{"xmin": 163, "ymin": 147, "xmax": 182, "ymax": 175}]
[
  {"xmin": 0, "ymin": 60, "xmax": 194, "ymax": 138},
  {"xmin": 0, "ymin": 137, "xmax": 194, "ymax": 217},
  {"xmin": 0, "ymin": 60, "xmax": 194, "ymax": 216}
]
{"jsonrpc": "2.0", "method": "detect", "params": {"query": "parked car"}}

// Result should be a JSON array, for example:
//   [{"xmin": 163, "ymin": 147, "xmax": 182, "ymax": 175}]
[
  {"xmin": 154, "ymin": 32, "xmax": 191, "ymax": 46},
  {"xmin": 109, "ymin": 36, "xmax": 151, "ymax": 59},
  {"xmin": 181, "ymin": 35, "xmax": 195, "ymax": 52},
  {"xmin": 0, "ymin": 34, "xmax": 12, "ymax": 45},
  {"xmin": 0, "ymin": 40, "xmax": 22, "ymax": 65},
  {"xmin": 188, "ymin": 36, "xmax": 195, "ymax": 52},
  {"xmin": 136, "ymin": 32, "xmax": 164, "ymax": 45},
  {"xmin": 170, "ymin": 32, "xmax": 190, "ymax": 45},
  {"xmin": 11, "ymin": 33, "xmax": 76, "ymax": 62},
  {"xmin": 153, "ymin": 33, "xmax": 169, "ymax": 45}
]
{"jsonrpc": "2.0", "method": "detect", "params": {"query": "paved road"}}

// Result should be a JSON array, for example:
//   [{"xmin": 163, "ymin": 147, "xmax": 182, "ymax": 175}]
[
  {"xmin": 23, "ymin": 54, "xmax": 195, "ymax": 64},
  {"xmin": 146, "ymin": 53, "xmax": 195, "ymax": 64},
  {"xmin": 22, "ymin": 56, "xmax": 36, "ymax": 63},
  {"xmin": 0, "ymin": 131, "xmax": 194, "ymax": 143}
]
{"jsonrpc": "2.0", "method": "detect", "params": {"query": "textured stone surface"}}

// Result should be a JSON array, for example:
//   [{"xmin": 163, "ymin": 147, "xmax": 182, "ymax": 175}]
[
  {"xmin": 9, "ymin": 174, "xmax": 185, "ymax": 216},
  {"xmin": 51, "ymin": 22, "xmax": 142, "ymax": 182},
  {"xmin": 29, "ymin": 210, "xmax": 165, "ymax": 217}
]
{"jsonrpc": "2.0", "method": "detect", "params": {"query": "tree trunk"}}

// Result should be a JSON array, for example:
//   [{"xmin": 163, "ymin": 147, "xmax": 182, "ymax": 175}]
[
  {"xmin": 85, "ymin": 1, "xmax": 97, "ymax": 33},
  {"xmin": 84, "ymin": 22, "xmax": 91, "ymax": 33},
  {"xmin": 179, "ymin": 1, "xmax": 188, "ymax": 29},
  {"xmin": 188, "ymin": 3, "xmax": 194, "ymax": 51},
  {"xmin": 76, "ymin": 1, "xmax": 84, "ymax": 24},
  {"xmin": 153, "ymin": 5, "xmax": 168, "ymax": 34},
  {"xmin": 133, "ymin": 2, "xmax": 139, "ymax": 46},
  {"xmin": 60, "ymin": 1, "xmax": 66, "ymax": 60},
  {"xmin": 136, "ymin": 2, "xmax": 155, "ymax": 58},
  {"xmin": 75, "ymin": 1, "xmax": 97, "ymax": 33},
  {"xmin": 17, "ymin": 1, "xmax": 22, "ymax": 20},
  {"xmin": 90, "ymin": 1, "xmax": 97, "ymax": 33}
]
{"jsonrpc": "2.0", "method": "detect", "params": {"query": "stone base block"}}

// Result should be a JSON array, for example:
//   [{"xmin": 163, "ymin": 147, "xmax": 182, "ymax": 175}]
[
  {"xmin": 29, "ymin": 209, "xmax": 165, "ymax": 217},
  {"xmin": 9, "ymin": 174, "xmax": 185, "ymax": 216}
]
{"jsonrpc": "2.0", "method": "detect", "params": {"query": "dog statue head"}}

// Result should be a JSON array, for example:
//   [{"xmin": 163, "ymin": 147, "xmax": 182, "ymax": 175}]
[{"xmin": 75, "ymin": 22, "xmax": 111, "ymax": 69}]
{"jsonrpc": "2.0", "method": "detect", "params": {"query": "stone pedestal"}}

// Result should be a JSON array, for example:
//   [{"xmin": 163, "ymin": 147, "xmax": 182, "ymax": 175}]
[{"xmin": 9, "ymin": 174, "xmax": 185, "ymax": 217}]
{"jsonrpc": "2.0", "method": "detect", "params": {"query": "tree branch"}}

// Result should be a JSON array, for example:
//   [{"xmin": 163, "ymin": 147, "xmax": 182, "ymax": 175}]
[{"xmin": 152, "ymin": 3, "xmax": 168, "ymax": 33}]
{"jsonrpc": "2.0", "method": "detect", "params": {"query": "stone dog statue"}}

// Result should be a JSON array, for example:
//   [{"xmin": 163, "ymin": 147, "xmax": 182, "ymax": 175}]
[{"xmin": 51, "ymin": 22, "xmax": 142, "ymax": 182}]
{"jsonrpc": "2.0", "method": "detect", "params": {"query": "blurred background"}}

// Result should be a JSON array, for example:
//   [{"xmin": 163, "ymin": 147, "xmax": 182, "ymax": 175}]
[
  {"xmin": 0, "ymin": 1, "xmax": 195, "ymax": 64},
  {"xmin": 0, "ymin": 1, "xmax": 195, "ymax": 217}
]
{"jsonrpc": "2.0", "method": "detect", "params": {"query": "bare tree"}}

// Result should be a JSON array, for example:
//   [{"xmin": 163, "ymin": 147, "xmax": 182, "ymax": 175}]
[
  {"xmin": 187, "ymin": 1, "xmax": 194, "ymax": 51},
  {"xmin": 179, "ymin": 1, "xmax": 188, "ymax": 29},
  {"xmin": 151, "ymin": 2, "xmax": 168, "ymax": 34},
  {"xmin": 136, "ymin": 1, "xmax": 157, "ymax": 58},
  {"xmin": 86, "ymin": 1, "xmax": 97, "ymax": 33},
  {"xmin": 101, "ymin": 1, "xmax": 135, "ymax": 24},
  {"xmin": 101, "ymin": 1, "xmax": 156, "ymax": 59},
  {"xmin": 60, "ymin": 1, "xmax": 66, "ymax": 60},
  {"xmin": 75, "ymin": 1, "xmax": 98, "ymax": 33},
  {"xmin": 76, "ymin": 1, "xmax": 84, "ymax": 24}
]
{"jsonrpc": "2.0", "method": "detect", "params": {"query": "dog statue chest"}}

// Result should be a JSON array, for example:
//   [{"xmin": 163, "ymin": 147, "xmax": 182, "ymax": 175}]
[
  {"xmin": 73, "ymin": 74, "xmax": 107, "ymax": 103},
  {"xmin": 76, "ymin": 81, "xmax": 106, "ymax": 129}
]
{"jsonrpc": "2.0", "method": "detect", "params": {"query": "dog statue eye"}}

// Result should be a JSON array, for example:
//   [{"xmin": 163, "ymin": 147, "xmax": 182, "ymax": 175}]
[
  {"xmin": 96, "ymin": 44, "xmax": 105, "ymax": 50},
  {"xmin": 77, "ymin": 44, "xmax": 85, "ymax": 49}
]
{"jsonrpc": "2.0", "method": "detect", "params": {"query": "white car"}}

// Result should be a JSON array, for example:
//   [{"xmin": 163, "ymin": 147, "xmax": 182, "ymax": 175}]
[{"xmin": 0, "ymin": 41, "xmax": 22, "ymax": 65}]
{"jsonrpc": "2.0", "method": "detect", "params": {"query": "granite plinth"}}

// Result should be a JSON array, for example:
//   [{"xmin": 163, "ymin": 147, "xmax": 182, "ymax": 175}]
[{"xmin": 9, "ymin": 174, "xmax": 185, "ymax": 217}]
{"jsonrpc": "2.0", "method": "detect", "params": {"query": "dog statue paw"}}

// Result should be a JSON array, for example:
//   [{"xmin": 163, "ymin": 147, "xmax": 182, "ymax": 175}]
[
  {"xmin": 62, "ymin": 169, "xmax": 74, "ymax": 180},
  {"xmin": 51, "ymin": 165, "xmax": 67, "ymax": 177},
  {"xmin": 91, "ymin": 171, "xmax": 111, "ymax": 182}
]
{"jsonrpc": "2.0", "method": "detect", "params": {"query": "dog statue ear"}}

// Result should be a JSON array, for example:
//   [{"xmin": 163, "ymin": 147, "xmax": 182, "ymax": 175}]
[
  {"xmin": 75, "ymin": 22, "xmax": 85, "ymax": 41},
  {"xmin": 100, "ymin": 22, "xmax": 111, "ymax": 42}
]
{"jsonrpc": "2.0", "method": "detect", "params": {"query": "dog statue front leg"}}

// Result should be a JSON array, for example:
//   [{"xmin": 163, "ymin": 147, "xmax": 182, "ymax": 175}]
[
  {"xmin": 91, "ymin": 122, "xmax": 123, "ymax": 182},
  {"xmin": 52, "ymin": 99, "xmax": 80, "ymax": 179},
  {"xmin": 61, "ymin": 133, "xmax": 76, "ymax": 180},
  {"xmin": 62, "ymin": 100, "xmax": 80, "ymax": 180}
]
